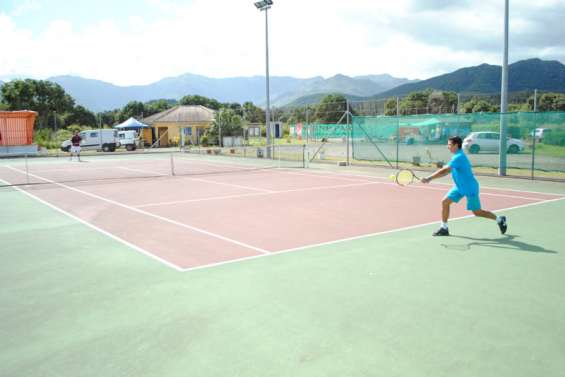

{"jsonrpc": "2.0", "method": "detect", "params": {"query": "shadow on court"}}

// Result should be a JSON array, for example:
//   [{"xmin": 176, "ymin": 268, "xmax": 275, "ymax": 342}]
[{"xmin": 440, "ymin": 234, "xmax": 558, "ymax": 254}]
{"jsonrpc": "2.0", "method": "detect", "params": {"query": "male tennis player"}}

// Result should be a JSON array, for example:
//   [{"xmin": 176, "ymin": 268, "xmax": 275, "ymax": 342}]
[
  {"xmin": 70, "ymin": 131, "xmax": 82, "ymax": 162},
  {"xmin": 421, "ymin": 136, "xmax": 507, "ymax": 236}
]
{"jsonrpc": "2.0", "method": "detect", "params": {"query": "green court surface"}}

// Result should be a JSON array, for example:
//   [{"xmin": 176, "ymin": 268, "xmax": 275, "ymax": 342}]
[{"xmin": 1, "ymin": 175, "xmax": 565, "ymax": 377}]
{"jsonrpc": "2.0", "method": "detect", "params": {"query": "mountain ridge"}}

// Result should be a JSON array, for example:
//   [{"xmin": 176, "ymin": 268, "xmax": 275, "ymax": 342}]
[
  {"xmin": 373, "ymin": 58, "xmax": 565, "ymax": 99},
  {"xmin": 2, "ymin": 58, "xmax": 564, "ymax": 111},
  {"xmin": 42, "ymin": 72, "xmax": 413, "ymax": 111}
]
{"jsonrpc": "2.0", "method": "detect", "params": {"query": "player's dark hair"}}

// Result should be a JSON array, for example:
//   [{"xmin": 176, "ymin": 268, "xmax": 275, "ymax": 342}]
[{"xmin": 449, "ymin": 136, "xmax": 462, "ymax": 149}]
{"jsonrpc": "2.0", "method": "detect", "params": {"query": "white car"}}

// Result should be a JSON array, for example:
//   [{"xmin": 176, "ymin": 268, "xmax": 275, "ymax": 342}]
[{"xmin": 463, "ymin": 132, "xmax": 524, "ymax": 154}]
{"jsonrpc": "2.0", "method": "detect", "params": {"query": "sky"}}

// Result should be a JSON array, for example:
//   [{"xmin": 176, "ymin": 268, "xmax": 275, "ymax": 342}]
[{"xmin": 1, "ymin": 0, "xmax": 564, "ymax": 86}]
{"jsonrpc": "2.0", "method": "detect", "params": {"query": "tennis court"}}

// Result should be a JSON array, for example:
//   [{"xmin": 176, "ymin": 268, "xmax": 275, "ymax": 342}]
[{"xmin": 2, "ymin": 150, "xmax": 565, "ymax": 376}]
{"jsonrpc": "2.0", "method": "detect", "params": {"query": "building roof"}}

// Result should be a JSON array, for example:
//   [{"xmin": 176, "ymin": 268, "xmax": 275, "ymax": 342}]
[{"xmin": 142, "ymin": 105, "xmax": 216, "ymax": 125}]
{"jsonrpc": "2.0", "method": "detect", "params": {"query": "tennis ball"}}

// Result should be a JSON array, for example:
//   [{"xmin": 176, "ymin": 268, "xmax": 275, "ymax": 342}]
[{"xmin": 389, "ymin": 174, "xmax": 396, "ymax": 181}]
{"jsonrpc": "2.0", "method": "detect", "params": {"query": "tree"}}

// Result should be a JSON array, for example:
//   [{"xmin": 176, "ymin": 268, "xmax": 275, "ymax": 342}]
[
  {"xmin": 65, "ymin": 105, "xmax": 97, "ymax": 127},
  {"xmin": 427, "ymin": 91, "xmax": 457, "ymax": 113},
  {"xmin": 0, "ymin": 79, "xmax": 75, "ymax": 128},
  {"xmin": 399, "ymin": 90, "xmax": 431, "ymax": 115},
  {"xmin": 285, "ymin": 105, "xmax": 314, "ymax": 123},
  {"xmin": 315, "ymin": 94, "xmax": 347, "ymax": 123},
  {"xmin": 461, "ymin": 97, "xmax": 496, "ymax": 113},
  {"xmin": 119, "ymin": 101, "xmax": 145, "ymax": 122},
  {"xmin": 472, "ymin": 100, "xmax": 495, "ymax": 113},
  {"xmin": 384, "ymin": 98, "xmax": 398, "ymax": 116},
  {"xmin": 241, "ymin": 101, "xmax": 264, "ymax": 123},
  {"xmin": 179, "ymin": 95, "xmax": 221, "ymax": 110},
  {"xmin": 145, "ymin": 99, "xmax": 175, "ymax": 116},
  {"xmin": 98, "ymin": 110, "xmax": 118, "ymax": 127},
  {"xmin": 208, "ymin": 108, "xmax": 243, "ymax": 145},
  {"xmin": 534, "ymin": 93, "xmax": 565, "ymax": 111}
]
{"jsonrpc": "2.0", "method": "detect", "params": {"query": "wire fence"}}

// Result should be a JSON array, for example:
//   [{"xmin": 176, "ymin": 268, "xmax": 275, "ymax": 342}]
[{"xmin": 287, "ymin": 111, "xmax": 565, "ymax": 180}]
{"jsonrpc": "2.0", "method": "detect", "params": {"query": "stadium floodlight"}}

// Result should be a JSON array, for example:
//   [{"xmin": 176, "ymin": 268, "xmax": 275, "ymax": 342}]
[
  {"xmin": 254, "ymin": 0, "xmax": 273, "ymax": 158},
  {"xmin": 254, "ymin": 0, "xmax": 273, "ymax": 9}
]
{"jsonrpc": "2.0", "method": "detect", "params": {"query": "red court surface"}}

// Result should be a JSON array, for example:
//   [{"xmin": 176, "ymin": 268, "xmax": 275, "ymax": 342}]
[{"xmin": 1, "ymin": 163, "xmax": 560, "ymax": 271}]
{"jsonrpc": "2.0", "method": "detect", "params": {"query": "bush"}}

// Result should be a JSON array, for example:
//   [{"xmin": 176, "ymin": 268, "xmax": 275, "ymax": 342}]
[
  {"xmin": 33, "ymin": 128, "xmax": 74, "ymax": 149},
  {"xmin": 471, "ymin": 123, "xmax": 498, "ymax": 133},
  {"xmin": 200, "ymin": 135, "xmax": 209, "ymax": 146},
  {"xmin": 543, "ymin": 129, "xmax": 565, "ymax": 146},
  {"xmin": 507, "ymin": 126, "xmax": 522, "ymax": 139}
]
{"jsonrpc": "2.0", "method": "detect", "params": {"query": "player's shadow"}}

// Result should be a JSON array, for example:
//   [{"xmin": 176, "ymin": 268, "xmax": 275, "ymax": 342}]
[{"xmin": 441, "ymin": 234, "xmax": 558, "ymax": 254}]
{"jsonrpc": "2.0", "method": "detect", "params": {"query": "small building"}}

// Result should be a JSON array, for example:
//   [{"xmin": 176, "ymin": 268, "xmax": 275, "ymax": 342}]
[
  {"xmin": 0, "ymin": 110, "xmax": 38, "ymax": 154},
  {"xmin": 142, "ymin": 105, "xmax": 215, "ymax": 147}
]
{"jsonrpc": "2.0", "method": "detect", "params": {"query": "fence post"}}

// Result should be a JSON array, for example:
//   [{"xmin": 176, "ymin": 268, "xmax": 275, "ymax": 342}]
[
  {"xmin": 396, "ymin": 97, "xmax": 400, "ymax": 169},
  {"xmin": 346, "ymin": 100, "xmax": 350, "ymax": 166},
  {"xmin": 531, "ymin": 89, "xmax": 538, "ymax": 180}
]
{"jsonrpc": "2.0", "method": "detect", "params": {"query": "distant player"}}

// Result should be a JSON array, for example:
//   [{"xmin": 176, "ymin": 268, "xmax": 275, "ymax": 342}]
[
  {"xmin": 421, "ymin": 136, "xmax": 507, "ymax": 236},
  {"xmin": 70, "ymin": 131, "xmax": 82, "ymax": 162}
]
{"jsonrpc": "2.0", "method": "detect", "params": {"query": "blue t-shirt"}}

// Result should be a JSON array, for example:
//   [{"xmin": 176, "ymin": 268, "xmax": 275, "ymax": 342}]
[{"xmin": 448, "ymin": 149, "xmax": 479, "ymax": 196}]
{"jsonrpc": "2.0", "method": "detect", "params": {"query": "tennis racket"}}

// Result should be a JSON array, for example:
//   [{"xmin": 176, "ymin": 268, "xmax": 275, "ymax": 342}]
[{"xmin": 393, "ymin": 169, "xmax": 421, "ymax": 186}]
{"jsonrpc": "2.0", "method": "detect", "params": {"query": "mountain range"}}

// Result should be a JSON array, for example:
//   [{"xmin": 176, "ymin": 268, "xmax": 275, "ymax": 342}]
[
  {"xmin": 44, "ymin": 73, "xmax": 416, "ymax": 112},
  {"xmin": 1, "ymin": 58, "xmax": 564, "ymax": 111},
  {"xmin": 374, "ymin": 58, "xmax": 565, "ymax": 99}
]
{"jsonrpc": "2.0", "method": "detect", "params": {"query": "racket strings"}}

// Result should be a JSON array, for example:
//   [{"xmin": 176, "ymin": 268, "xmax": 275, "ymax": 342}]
[{"xmin": 396, "ymin": 170, "xmax": 415, "ymax": 186}]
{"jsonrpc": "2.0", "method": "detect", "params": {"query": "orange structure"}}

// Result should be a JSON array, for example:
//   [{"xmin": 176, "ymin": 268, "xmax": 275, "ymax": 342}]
[{"xmin": 0, "ymin": 110, "xmax": 38, "ymax": 146}]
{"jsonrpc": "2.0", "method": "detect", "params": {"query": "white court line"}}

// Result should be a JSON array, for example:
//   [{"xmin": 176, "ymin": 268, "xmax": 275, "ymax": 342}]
[
  {"xmin": 179, "ymin": 196, "xmax": 565, "ymax": 272},
  {"xmin": 3, "ymin": 170, "xmax": 562, "ymax": 273},
  {"xmin": 0, "ymin": 178, "xmax": 183, "ymax": 271},
  {"xmin": 6, "ymin": 166, "xmax": 270, "ymax": 255},
  {"xmin": 289, "ymin": 166, "xmax": 565, "ymax": 197},
  {"xmin": 123, "ymin": 163, "xmax": 552, "ymax": 208},
  {"xmin": 137, "ymin": 181, "xmax": 381, "ymax": 208},
  {"xmin": 275, "ymin": 167, "xmax": 565, "ymax": 200},
  {"xmin": 137, "ymin": 171, "xmax": 546, "ymax": 208},
  {"xmin": 118, "ymin": 166, "xmax": 275, "ymax": 193}
]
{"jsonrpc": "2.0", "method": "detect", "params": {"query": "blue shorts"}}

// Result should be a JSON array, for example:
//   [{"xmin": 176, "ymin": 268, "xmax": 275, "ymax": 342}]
[{"xmin": 446, "ymin": 187, "xmax": 481, "ymax": 211}]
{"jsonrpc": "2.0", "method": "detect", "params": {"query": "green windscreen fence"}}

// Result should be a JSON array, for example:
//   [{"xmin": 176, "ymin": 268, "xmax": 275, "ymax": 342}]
[
  {"xmin": 352, "ymin": 112, "xmax": 565, "ymax": 174},
  {"xmin": 290, "ymin": 123, "xmax": 348, "ymax": 140}
]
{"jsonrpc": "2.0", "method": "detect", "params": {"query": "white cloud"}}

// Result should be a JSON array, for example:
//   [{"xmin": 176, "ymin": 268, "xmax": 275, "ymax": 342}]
[
  {"xmin": 9, "ymin": 0, "xmax": 42, "ymax": 17},
  {"xmin": 0, "ymin": 0, "xmax": 563, "ymax": 85}
]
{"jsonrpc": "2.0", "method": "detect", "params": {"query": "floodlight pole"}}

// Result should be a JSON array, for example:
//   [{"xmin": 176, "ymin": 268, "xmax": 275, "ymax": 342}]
[
  {"xmin": 499, "ymin": 0, "xmax": 509, "ymax": 176},
  {"xmin": 265, "ymin": 7, "xmax": 272, "ymax": 158},
  {"xmin": 255, "ymin": 1, "xmax": 273, "ymax": 158}
]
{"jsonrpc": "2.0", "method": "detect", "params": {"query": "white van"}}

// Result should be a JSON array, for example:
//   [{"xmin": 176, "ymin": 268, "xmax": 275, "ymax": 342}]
[
  {"xmin": 117, "ymin": 130, "xmax": 139, "ymax": 151},
  {"xmin": 61, "ymin": 129, "xmax": 120, "ymax": 152}
]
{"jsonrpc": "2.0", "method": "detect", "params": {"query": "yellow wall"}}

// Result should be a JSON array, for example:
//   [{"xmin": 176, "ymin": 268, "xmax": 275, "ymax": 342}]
[
  {"xmin": 152, "ymin": 122, "xmax": 211, "ymax": 146},
  {"xmin": 141, "ymin": 128, "xmax": 152, "ymax": 145}
]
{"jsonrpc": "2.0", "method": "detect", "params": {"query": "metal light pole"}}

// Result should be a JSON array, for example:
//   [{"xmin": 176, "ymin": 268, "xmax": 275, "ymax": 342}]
[
  {"xmin": 254, "ymin": 0, "xmax": 273, "ymax": 158},
  {"xmin": 499, "ymin": 0, "xmax": 509, "ymax": 176}
]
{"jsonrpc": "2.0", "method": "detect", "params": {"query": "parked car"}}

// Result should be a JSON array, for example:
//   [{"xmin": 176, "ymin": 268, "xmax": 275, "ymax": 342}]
[
  {"xmin": 61, "ymin": 129, "xmax": 120, "ymax": 152},
  {"xmin": 463, "ymin": 132, "xmax": 524, "ymax": 154},
  {"xmin": 117, "ymin": 130, "xmax": 139, "ymax": 151},
  {"xmin": 531, "ymin": 128, "xmax": 552, "ymax": 142}
]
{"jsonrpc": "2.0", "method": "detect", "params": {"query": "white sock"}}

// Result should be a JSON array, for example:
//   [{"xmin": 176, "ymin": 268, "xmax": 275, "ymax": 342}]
[{"xmin": 441, "ymin": 222, "xmax": 448, "ymax": 229}]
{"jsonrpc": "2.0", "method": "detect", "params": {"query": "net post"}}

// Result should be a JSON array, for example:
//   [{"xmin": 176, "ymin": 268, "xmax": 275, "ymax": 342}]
[
  {"xmin": 170, "ymin": 153, "xmax": 175, "ymax": 176},
  {"xmin": 25, "ymin": 153, "xmax": 29, "ymax": 185}
]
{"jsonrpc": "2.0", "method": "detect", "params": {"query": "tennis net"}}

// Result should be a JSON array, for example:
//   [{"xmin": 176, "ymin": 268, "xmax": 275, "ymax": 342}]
[{"xmin": 0, "ymin": 144, "xmax": 306, "ymax": 188}]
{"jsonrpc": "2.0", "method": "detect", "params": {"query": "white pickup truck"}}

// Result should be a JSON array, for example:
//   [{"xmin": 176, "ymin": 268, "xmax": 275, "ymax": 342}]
[
  {"xmin": 117, "ymin": 130, "xmax": 139, "ymax": 151},
  {"xmin": 61, "ymin": 129, "xmax": 120, "ymax": 152}
]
